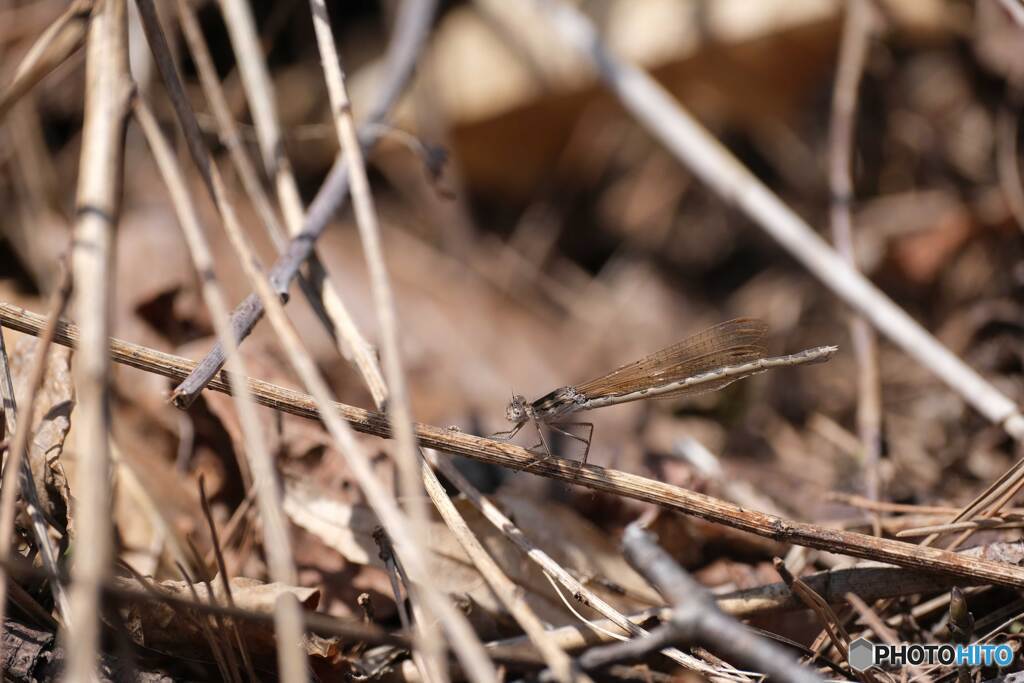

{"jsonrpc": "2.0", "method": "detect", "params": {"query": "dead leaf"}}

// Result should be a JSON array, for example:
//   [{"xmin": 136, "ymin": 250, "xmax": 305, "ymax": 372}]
[
  {"xmin": 283, "ymin": 478, "xmax": 661, "ymax": 630},
  {"xmin": 117, "ymin": 575, "xmax": 335, "ymax": 661},
  {"xmin": 10, "ymin": 335, "xmax": 73, "ymax": 540}
]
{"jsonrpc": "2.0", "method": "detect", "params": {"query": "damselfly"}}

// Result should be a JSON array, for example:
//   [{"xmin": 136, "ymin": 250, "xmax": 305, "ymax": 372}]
[{"xmin": 495, "ymin": 318, "xmax": 837, "ymax": 468}]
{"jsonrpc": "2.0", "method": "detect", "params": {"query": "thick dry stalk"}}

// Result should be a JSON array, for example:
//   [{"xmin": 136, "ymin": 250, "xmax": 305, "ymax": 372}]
[
  {"xmin": 132, "ymin": 93, "xmax": 307, "ymax": 681},
  {"xmin": 170, "ymin": 0, "xmax": 436, "ymax": 406},
  {"xmin": 64, "ymin": 0, "xmax": 130, "ymax": 678},
  {"xmin": 828, "ymin": 0, "xmax": 883, "ymax": 519},
  {"xmin": 529, "ymin": 0, "xmax": 1024, "ymax": 441},
  {"xmin": 6, "ymin": 304, "xmax": 1024, "ymax": 590}
]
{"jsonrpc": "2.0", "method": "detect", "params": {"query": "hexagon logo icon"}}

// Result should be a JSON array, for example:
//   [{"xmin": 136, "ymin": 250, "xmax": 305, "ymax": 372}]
[{"xmin": 848, "ymin": 638, "xmax": 875, "ymax": 672}]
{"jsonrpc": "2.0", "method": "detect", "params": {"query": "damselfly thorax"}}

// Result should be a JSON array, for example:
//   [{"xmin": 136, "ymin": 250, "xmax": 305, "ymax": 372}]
[{"xmin": 495, "ymin": 318, "xmax": 837, "ymax": 469}]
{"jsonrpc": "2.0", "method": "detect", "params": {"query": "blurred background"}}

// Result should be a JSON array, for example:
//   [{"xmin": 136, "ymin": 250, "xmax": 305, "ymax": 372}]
[{"xmin": 2, "ymin": 0, "xmax": 1024, "ymax": 674}]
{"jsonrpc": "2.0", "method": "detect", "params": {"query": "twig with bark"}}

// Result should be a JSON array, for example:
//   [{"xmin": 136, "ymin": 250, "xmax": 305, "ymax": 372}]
[
  {"xmin": 169, "ymin": 0, "xmax": 437, "ymax": 409},
  {"xmin": 5, "ymin": 301, "xmax": 1024, "ymax": 592},
  {"xmin": 578, "ymin": 524, "xmax": 821, "ymax": 683}
]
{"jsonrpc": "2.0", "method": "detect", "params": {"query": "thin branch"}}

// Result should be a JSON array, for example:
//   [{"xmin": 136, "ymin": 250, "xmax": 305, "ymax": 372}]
[
  {"xmin": 579, "ymin": 524, "xmax": 821, "ymax": 683},
  {"xmin": 828, "ymin": 0, "xmax": 883, "ymax": 526},
  {"xmin": 304, "ymin": 1, "xmax": 438, "ymax": 673},
  {"xmin": 423, "ymin": 448, "xmax": 756, "ymax": 680},
  {"xmin": 167, "ymin": 0, "xmax": 389, "ymax": 408},
  {"xmin": 528, "ymin": 0, "xmax": 1024, "ymax": 441},
  {"xmin": 64, "ymin": 0, "xmax": 130, "ymax": 678},
  {"xmin": 0, "ymin": 0, "xmax": 94, "ymax": 123},
  {"xmin": 131, "ymin": 62, "xmax": 309, "ymax": 683},
  {"xmin": 170, "ymin": 0, "xmax": 436, "ymax": 407},
  {"xmin": 419, "ymin": 458, "xmax": 590, "ymax": 683},
  {"xmin": 6, "ymin": 304, "xmax": 1024, "ymax": 590}
]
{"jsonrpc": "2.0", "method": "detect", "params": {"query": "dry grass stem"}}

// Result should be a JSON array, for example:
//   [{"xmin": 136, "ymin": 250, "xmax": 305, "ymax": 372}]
[
  {"xmin": 171, "ymin": 0, "xmax": 389, "ymax": 409},
  {"xmin": 423, "ymin": 449, "xmax": 750, "ymax": 679},
  {"xmin": 131, "ymin": 91, "xmax": 307, "ymax": 681},
  {"xmin": 304, "ymin": 0, "xmax": 440, "ymax": 665},
  {"xmin": 419, "ymin": 459, "xmax": 589, "ymax": 683},
  {"xmin": 0, "ymin": 0, "xmax": 94, "ymax": 123},
  {"xmin": 63, "ymin": 0, "xmax": 130, "ymax": 677},
  {"xmin": 304, "ymin": 3, "xmax": 463, "ymax": 675},
  {"xmin": 169, "ymin": 0, "xmax": 436, "ymax": 408},
  {"xmin": 124, "ymin": 35, "xmax": 493, "ymax": 672},
  {"xmin": 213, "ymin": 0, "xmax": 390, "ymax": 411},
  {"xmin": 774, "ymin": 560, "xmax": 853, "ymax": 667}
]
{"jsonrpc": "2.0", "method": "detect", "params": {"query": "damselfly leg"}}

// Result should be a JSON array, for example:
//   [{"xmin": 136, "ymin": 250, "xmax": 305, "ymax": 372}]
[
  {"xmin": 546, "ymin": 421, "xmax": 594, "ymax": 467},
  {"xmin": 491, "ymin": 421, "xmax": 525, "ymax": 441},
  {"xmin": 519, "ymin": 420, "xmax": 594, "ymax": 473}
]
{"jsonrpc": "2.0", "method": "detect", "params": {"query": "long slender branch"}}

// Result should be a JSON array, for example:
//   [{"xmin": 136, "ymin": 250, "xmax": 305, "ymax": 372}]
[
  {"xmin": 132, "ymin": 92, "xmax": 308, "ymax": 683},
  {"xmin": 170, "ymin": 0, "xmax": 436, "ymax": 408},
  {"xmin": 423, "ymin": 449, "xmax": 731, "ymax": 678},
  {"xmin": 580, "ymin": 524, "xmax": 821, "ymax": 683},
  {"xmin": 5, "ymin": 302, "xmax": 1024, "ymax": 590}
]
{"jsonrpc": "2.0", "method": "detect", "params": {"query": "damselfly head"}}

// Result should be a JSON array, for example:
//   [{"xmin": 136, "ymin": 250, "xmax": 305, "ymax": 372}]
[{"xmin": 505, "ymin": 394, "xmax": 529, "ymax": 423}]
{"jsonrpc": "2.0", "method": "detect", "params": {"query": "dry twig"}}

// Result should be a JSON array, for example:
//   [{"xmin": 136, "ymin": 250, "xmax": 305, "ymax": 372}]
[
  {"xmin": 5, "ymin": 301, "xmax": 1024, "ymax": 592},
  {"xmin": 577, "ymin": 524, "xmax": 820, "ymax": 683},
  {"xmin": 170, "ymin": 0, "xmax": 436, "ymax": 408}
]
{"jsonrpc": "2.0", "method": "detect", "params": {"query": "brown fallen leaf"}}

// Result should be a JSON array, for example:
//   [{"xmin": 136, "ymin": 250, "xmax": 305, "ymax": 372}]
[
  {"xmin": 117, "ymin": 575, "xmax": 336, "ymax": 661},
  {"xmin": 282, "ymin": 477, "xmax": 660, "ymax": 632}
]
